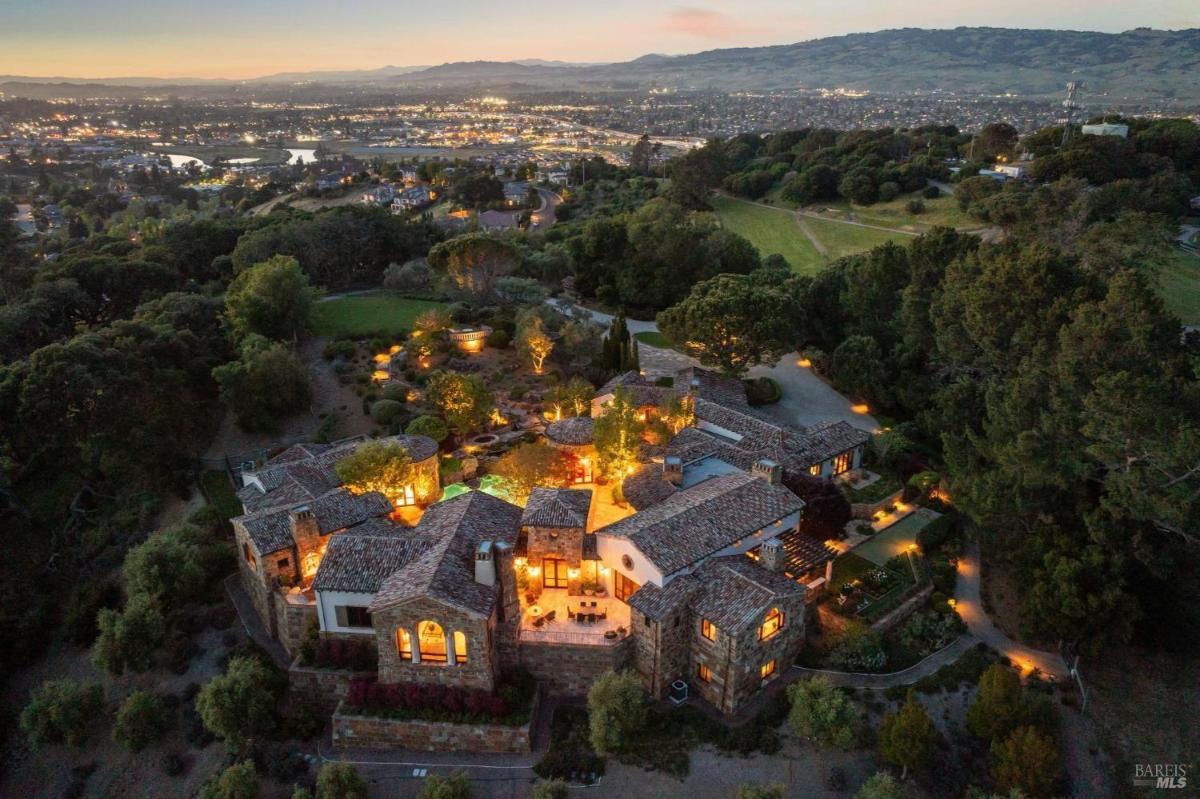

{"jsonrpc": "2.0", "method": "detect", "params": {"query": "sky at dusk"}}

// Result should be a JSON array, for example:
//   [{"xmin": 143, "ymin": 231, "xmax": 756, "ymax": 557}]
[{"xmin": 2, "ymin": 0, "xmax": 1197, "ymax": 79}]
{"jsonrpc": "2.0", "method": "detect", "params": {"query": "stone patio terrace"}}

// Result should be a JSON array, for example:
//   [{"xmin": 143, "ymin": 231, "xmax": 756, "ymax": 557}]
[{"xmin": 519, "ymin": 588, "xmax": 631, "ymax": 646}]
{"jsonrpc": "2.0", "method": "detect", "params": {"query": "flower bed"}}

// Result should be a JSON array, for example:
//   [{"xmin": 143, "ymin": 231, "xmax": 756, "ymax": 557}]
[
  {"xmin": 341, "ymin": 670, "xmax": 536, "ymax": 727},
  {"xmin": 299, "ymin": 636, "xmax": 378, "ymax": 672}
]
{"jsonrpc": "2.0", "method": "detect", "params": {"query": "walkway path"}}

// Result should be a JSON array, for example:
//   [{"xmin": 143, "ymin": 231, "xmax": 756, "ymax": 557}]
[
  {"xmin": 545, "ymin": 300, "xmax": 877, "ymax": 432},
  {"xmin": 795, "ymin": 207, "xmax": 919, "ymax": 237},
  {"xmin": 954, "ymin": 540, "xmax": 1068, "ymax": 679},
  {"xmin": 795, "ymin": 216, "xmax": 828, "ymax": 256},
  {"xmin": 792, "ymin": 635, "xmax": 978, "ymax": 689}
]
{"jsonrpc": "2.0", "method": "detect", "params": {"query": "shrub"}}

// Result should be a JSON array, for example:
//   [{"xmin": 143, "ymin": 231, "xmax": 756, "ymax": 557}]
[
  {"xmin": 922, "ymin": 185, "xmax": 941, "ymax": 200},
  {"xmin": 786, "ymin": 676, "xmax": 857, "ymax": 749},
  {"xmin": 916, "ymin": 513, "xmax": 959, "ymax": 552},
  {"xmin": 968, "ymin": 664, "xmax": 1026, "ymax": 741},
  {"xmin": 826, "ymin": 622, "xmax": 887, "ymax": 672},
  {"xmin": 878, "ymin": 181, "xmax": 901, "ymax": 202},
  {"xmin": 314, "ymin": 762, "xmax": 368, "ymax": 799},
  {"xmin": 406, "ymin": 414, "xmax": 450, "ymax": 443},
  {"xmin": 196, "ymin": 655, "xmax": 283, "ymax": 751},
  {"xmin": 199, "ymin": 760, "xmax": 260, "ymax": 799},
  {"xmin": 735, "ymin": 784, "xmax": 784, "ymax": 799},
  {"xmin": 371, "ymin": 399, "xmax": 404, "ymax": 425},
  {"xmin": 92, "ymin": 592, "xmax": 167, "ymax": 675},
  {"xmin": 417, "ymin": 770, "xmax": 471, "ymax": 799},
  {"xmin": 853, "ymin": 772, "xmax": 903, "ymax": 799},
  {"xmin": 114, "ymin": 690, "xmax": 173, "ymax": 752},
  {"xmin": 342, "ymin": 672, "xmax": 534, "ymax": 726},
  {"xmin": 310, "ymin": 637, "xmax": 378, "ymax": 672},
  {"xmin": 587, "ymin": 671, "xmax": 646, "ymax": 756},
  {"xmin": 485, "ymin": 329, "xmax": 510, "ymax": 349},
  {"xmin": 530, "ymin": 779, "xmax": 569, "ymax": 799},
  {"xmin": 20, "ymin": 679, "xmax": 105, "ymax": 748},
  {"xmin": 905, "ymin": 198, "xmax": 925, "ymax": 215},
  {"xmin": 991, "ymin": 726, "xmax": 1061, "ymax": 798},
  {"xmin": 878, "ymin": 691, "xmax": 935, "ymax": 779},
  {"xmin": 63, "ymin": 579, "xmax": 121, "ymax": 645},
  {"xmin": 742, "ymin": 376, "xmax": 782, "ymax": 406}
]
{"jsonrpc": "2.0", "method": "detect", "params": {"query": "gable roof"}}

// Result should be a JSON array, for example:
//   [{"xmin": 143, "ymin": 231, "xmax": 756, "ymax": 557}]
[
  {"xmin": 545, "ymin": 416, "xmax": 594, "ymax": 446},
  {"xmin": 595, "ymin": 472, "xmax": 804, "ymax": 577},
  {"xmin": 521, "ymin": 487, "xmax": 592, "ymax": 528},
  {"xmin": 234, "ymin": 488, "xmax": 392, "ymax": 555},
  {"xmin": 626, "ymin": 572, "xmax": 699, "ymax": 621},
  {"xmin": 313, "ymin": 530, "xmax": 429, "ymax": 594},
  {"xmin": 689, "ymin": 557, "xmax": 807, "ymax": 633},
  {"xmin": 369, "ymin": 490, "xmax": 522, "ymax": 617}
]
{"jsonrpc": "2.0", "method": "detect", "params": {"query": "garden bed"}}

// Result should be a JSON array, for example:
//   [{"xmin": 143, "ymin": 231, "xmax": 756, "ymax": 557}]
[{"xmin": 339, "ymin": 670, "xmax": 537, "ymax": 727}]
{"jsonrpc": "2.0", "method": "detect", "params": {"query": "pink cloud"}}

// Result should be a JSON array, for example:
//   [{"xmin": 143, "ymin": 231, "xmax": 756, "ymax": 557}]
[{"xmin": 659, "ymin": 6, "xmax": 761, "ymax": 39}]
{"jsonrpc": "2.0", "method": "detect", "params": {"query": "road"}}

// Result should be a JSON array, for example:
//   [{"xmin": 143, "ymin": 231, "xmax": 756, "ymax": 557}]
[
  {"xmin": 546, "ymin": 300, "xmax": 877, "ymax": 432},
  {"xmin": 528, "ymin": 187, "xmax": 562, "ymax": 232}
]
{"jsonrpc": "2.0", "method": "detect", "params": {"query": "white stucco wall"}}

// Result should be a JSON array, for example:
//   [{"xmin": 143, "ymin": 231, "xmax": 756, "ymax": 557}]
[{"xmin": 316, "ymin": 589, "xmax": 376, "ymax": 635}]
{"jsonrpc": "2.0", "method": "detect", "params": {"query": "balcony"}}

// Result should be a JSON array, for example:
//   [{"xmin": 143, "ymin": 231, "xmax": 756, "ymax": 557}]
[{"xmin": 518, "ymin": 588, "xmax": 630, "ymax": 646}]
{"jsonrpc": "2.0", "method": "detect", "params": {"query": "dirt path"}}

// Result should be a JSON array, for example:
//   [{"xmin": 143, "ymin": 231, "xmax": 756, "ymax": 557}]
[
  {"xmin": 795, "ymin": 215, "xmax": 829, "ymax": 256},
  {"xmin": 795, "ymin": 208, "xmax": 919, "ymax": 237}
]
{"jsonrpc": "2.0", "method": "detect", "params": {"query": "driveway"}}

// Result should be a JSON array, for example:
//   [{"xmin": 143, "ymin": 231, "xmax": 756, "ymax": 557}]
[
  {"xmin": 528, "ymin": 187, "xmax": 562, "ymax": 232},
  {"xmin": 548, "ymin": 300, "xmax": 877, "ymax": 433}
]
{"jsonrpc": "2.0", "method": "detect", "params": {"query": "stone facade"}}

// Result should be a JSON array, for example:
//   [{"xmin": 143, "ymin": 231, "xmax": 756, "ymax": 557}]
[
  {"xmin": 630, "ymin": 606, "xmax": 693, "ymax": 700},
  {"xmin": 289, "ymin": 660, "xmax": 374, "ymax": 713},
  {"xmin": 372, "ymin": 597, "xmax": 501, "ymax": 692},
  {"xmin": 524, "ymin": 524, "xmax": 587, "ymax": 594},
  {"xmin": 331, "ymin": 697, "xmax": 536, "ymax": 753},
  {"xmin": 518, "ymin": 637, "xmax": 633, "ymax": 696},
  {"xmin": 272, "ymin": 594, "xmax": 318, "ymax": 658}
]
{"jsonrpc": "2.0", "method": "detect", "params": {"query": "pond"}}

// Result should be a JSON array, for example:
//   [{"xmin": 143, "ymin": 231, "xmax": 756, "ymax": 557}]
[{"xmin": 286, "ymin": 148, "xmax": 320, "ymax": 165}]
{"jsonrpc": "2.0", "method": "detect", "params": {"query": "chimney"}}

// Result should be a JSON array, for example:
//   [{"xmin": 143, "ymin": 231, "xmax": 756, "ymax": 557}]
[
  {"xmin": 760, "ymin": 537, "xmax": 787, "ymax": 572},
  {"xmin": 289, "ymin": 506, "xmax": 321, "ymax": 551},
  {"xmin": 752, "ymin": 459, "xmax": 782, "ymax": 486},
  {"xmin": 492, "ymin": 541, "xmax": 518, "ymax": 623},
  {"xmin": 663, "ymin": 456, "xmax": 683, "ymax": 486},
  {"xmin": 688, "ymin": 377, "xmax": 701, "ymax": 396},
  {"xmin": 474, "ymin": 540, "xmax": 496, "ymax": 586}
]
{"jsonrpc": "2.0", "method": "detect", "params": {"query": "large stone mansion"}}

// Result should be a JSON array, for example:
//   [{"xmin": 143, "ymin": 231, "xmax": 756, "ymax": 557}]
[{"xmin": 232, "ymin": 367, "xmax": 871, "ymax": 717}]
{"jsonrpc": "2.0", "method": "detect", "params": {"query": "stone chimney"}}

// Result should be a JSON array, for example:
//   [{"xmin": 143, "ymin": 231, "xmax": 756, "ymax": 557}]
[
  {"xmin": 688, "ymin": 377, "xmax": 701, "ymax": 395},
  {"xmin": 493, "ymin": 541, "xmax": 519, "ymax": 623},
  {"xmin": 474, "ymin": 540, "xmax": 496, "ymax": 586},
  {"xmin": 663, "ymin": 455, "xmax": 683, "ymax": 486},
  {"xmin": 760, "ymin": 537, "xmax": 787, "ymax": 572},
  {"xmin": 289, "ymin": 506, "xmax": 321, "ymax": 553},
  {"xmin": 752, "ymin": 459, "xmax": 782, "ymax": 486}
]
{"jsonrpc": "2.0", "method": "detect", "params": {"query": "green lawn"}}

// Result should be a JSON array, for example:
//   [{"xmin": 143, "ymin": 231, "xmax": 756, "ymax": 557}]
[
  {"xmin": 855, "ymin": 511, "xmax": 937, "ymax": 566},
  {"xmin": 828, "ymin": 552, "xmax": 876, "ymax": 595},
  {"xmin": 711, "ymin": 195, "xmax": 825, "ymax": 275},
  {"xmin": 634, "ymin": 330, "xmax": 674, "ymax": 348},
  {"xmin": 1158, "ymin": 249, "xmax": 1200, "ymax": 326},
  {"xmin": 801, "ymin": 215, "xmax": 915, "ymax": 260},
  {"xmin": 813, "ymin": 195, "xmax": 976, "ymax": 231},
  {"xmin": 312, "ymin": 292, "xmax": 447, "ymax": 338}
]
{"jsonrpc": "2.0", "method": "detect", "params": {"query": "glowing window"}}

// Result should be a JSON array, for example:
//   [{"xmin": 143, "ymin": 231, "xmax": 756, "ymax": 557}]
[
  {"xmin": 696, "ymin": 663, "xmax": 712, "ymax": 683},
  {"xmin": 761, "ymin": 660, "xmax": 777, "ymax": 682},
  {"xmin": 418, "ymin": 621, "xmax": 447, "ymax": 663},
  {"xmin": 759, "ymin": 607, "xmax": 784, "ymax": 641},
  {"xmin": 701, "ymin": 619, "xmax": 717, "ymax": 641},
  {"xmin": 809, "ymin": 463, "xmax": 822, "ymax": 476},
  {"xmin": 833, "ymin": 451, "xmax": 852, "ymax": 475},
  {"xmin": 395, "ymin": 484, "xmax": 416, "ymax": 507},
  {"xmin": 396, "ymin": 628, "xmax": 413, "ymax": 661},
  {"xmin": 302, "ymin": 551, "xmax": 321, "ymax": 579},
  {"xmin": 453, "ymin": 631, "xmax": 468, "ymax": 665}
]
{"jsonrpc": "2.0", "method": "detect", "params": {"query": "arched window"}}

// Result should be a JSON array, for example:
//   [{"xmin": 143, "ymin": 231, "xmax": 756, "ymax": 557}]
[
  {"xmin": 396, "ymin": 628, "xmax": 413, "ymax": 661},
  {"xmin": 759, "ymin": 607, "xmax": 784, "ymax": 641},
  {"xmin": 453, "ymin": 631, "xmax": 468, "ymax": 665},
  {"xmin": 418, "ymin": 620, "xmax": 447, "ymax": 663}
]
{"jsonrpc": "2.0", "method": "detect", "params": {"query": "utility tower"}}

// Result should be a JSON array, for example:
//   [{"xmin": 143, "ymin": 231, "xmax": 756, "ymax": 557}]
[{"xmin": 1061, "ymin": 81, "xmax": 1082, "ymax": 146}]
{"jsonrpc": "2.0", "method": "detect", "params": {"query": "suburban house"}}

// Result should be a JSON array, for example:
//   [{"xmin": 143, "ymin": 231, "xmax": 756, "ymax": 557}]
[
  {"xmin": 232, "ymin": 367, "xmax": 861, "ymax": 726},
  {"xmin": 360, "ymin": 184, "xmax": 396, "ymax": 205},
  {"xmin": 391, "ymin": 186, "xmax": 432, "ymax": 212}
]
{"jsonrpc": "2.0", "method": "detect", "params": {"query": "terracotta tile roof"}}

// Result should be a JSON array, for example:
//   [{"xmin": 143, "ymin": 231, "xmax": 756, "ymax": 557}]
[
  {"xmin": 369, "ymin": 491, "xmax": 522, "ymax": 618},
  {"xmin": 788, "ymin": 420, "xmax": 872, "ymax": 466},
  {"xmin": 627, "ymin": 573, "xmax": 699, "ymax": 620},
  {"xmin": 595, "ymin": 472, "xmax": 804, "ymax": 577},
  {"xmin": 755, "ymin": 528, "xmax": 839, "ymax": 577},
  {"xmin": 545, "ymin": 416, "xmax": 594, "ymax": 446},
  {"xmin": 234, "ymin": 488, "xmax": 392, "ymax": 555},
  {"xmin": 596, "ymin": 371, "xmax": 645, "ymax": 396},
  {"xmin": 689, "ymin": 557, "xmax": 806, "ymax": 633},
  {"xmin": 313, "ymin": 530, "xmax": 430, "ymax": 593},
  {"xmin": 673, "ymin": 367, "xmax": 748, "ymax": 407},
  {"xmin": 239, "ymin": 435, "xmax": 439, "ymax": 513},
  {"xmin": 521, "ymin": 488, "xmax": 592, "ymax": 528},
  {"xmin": 622, "ymin": 463, "xmax": 680, "ymax": 510}
]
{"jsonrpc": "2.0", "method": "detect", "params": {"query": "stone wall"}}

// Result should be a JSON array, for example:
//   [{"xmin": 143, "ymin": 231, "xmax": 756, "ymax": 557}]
[
  {"xmin": 272, "ymin": 594, "xmax": 318, "ymax": 658},
  {"xmin": 525, "ymin": 524, "xmax": 585, "ymax": 594},
  {"xmin": 331, "ymin": 691, "xmax": 539, "ymax": 753},
  {"xmin": 289, "ymin": 660, "xmax": 373, "ymax": 713},
  {"xmin": 373, "ymin": 597, "xmax": 499, "ymax": 691},
  {"xmin": 518, "ymin": 637, "xmax": 633, "ymax": 696},
  {"xmin": 631, "ymin": 608, "xmax": 692, "ymax": 700},
  {"xmin": 850, "ymin": 489, "xmax": 906, "ymax": 521}
]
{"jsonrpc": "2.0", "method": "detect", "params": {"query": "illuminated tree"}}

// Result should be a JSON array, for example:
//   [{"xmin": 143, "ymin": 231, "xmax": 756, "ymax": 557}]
[
  {"xmin": 544, "ymin": 376, "xmax": 594, "ymax": 419},
  {"xmin": 516, "ymin": 316, "xmax": 554, "ymax": 374},
  {"xmin": 656, "ymin": 393, "xmax": 694, "ymax": 435},
  {"xmin": 425, "ymin": 370, "xmax": 495, "ymax": 435},
  {"xmin": 427, "ymin": 233, "xmax": 517, "ymax": 300},
  {"xmin": 593, "ymin": 387, "xmax": 643, "ymax": 482},
  {"xmin": 406, "ymin": 414, "xmax": 449, "ymax": 443},
  {"xmin": 412, "ymin": 307, "xmax": 452, "ymax": 339},
  {"xmin": 490, "ymin": 442, "xmax": 573, "ymax": 504},
  {"xmin": 334, "ymin": 440, "xmax": 416, "ymax": 506}
]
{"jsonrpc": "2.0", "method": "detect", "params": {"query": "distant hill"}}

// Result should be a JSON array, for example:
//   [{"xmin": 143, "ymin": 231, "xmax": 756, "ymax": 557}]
[{"xmin": 3, "ymin": 28, "xmax": 1198, "ymax": 100}]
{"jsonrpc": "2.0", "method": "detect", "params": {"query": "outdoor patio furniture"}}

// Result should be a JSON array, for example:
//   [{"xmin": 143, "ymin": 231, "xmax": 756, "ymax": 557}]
[
  {"xmin": 598, "ymin": 611, "xmax": 607, "ymax": 621},
  {"xmin": 533, "ymin": 616, "xmax": 545, "ymax": 628},
  {"xmin": 545, "ymin": 609, "xmax": 557, "ymax": 622},
  {"xmin": 567, "ymin": 608, "xmax": 576, "ymax": 620}
]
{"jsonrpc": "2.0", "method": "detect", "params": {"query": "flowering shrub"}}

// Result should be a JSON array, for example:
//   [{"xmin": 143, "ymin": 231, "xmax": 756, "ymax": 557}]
[
  {"xmin": 343, "ymin": 671, "xmax": 535, "ymax": 727},
  {"xmin": 306, "ymin": 638, "xmax": 377, "ymax": 672}
]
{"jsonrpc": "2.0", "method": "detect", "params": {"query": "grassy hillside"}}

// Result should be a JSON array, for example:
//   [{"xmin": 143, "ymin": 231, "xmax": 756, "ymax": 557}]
[{"xmin": 312, "ymin": 292, "xmax": 447, "ymax": 338}]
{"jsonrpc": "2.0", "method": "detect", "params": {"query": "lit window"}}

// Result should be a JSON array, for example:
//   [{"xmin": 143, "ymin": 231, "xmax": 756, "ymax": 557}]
[
  {"xmin": 453, "ymin": 630, "xmax": 468, "ymax": 665},
  {"xmin": 615, "ymin": 571, "xmax": 640, "ymax": 602},
  {"xmin": 394, "ymin": 484, "xmax": 416, "ymax": 507},
  {"xmin": 701, "ymin": 619, "xmax": 717, "ymax": 641},
  {"xmin": 809, "ymin": 463, "xmax": 821, "ymax": 476},
  {"xmin": 760, "ymin": 660, "xmax": 777, "ymax": 682},
  {"xmin": 396, "ymin": 628, "xmax": 413, "ymax": 661},
  {"xmin": 418, "ymin": 620, "xmax": 447, "ymax": 663},
  {"xmin": 833, "ymin": 451, "xmax": 852, "ymax": 475},
  {"xmin": 302, "ymin": 551, "xmax": 321, "ymax": 579},
  {"xmin": 696, "ymin": 663, "xmax": 712, "ymax": 683},
  {"xmin": 759, "ymin": 607, "xmax": 784, "ymax": 641}
]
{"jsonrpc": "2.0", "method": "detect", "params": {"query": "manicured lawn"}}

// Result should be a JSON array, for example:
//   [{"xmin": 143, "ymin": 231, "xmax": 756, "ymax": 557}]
[
  {"xmin": 828, "ymin": 552, "xmax": 877, "ymax": 595},
  {"xmin": 855, "ymin": 511, "xmax": 936, "ymax": 566},
  {"xmin": 312, "ymin": 292, "xmax": 447, "ymax": 338},
  {"xmin": 712, "ymin": 195, "xmax": 825, "ymax": 275},
  {"xmin": 801, "ymin": 215, "xmax": 915, "ymax": 261},
  {"xmin": 634, "ymin": 330, "xmax": 674, "ymax": 348},
  {"xmin": 814, "ymin": 195, "xmax": 976, "ymax": 231},
  {"xmin": 1158, "ymin": 249, "xmax": 1200, "ymax": 326}
]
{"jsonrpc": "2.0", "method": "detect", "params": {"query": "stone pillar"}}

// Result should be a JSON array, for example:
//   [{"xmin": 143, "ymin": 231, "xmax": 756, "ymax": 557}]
[
  {"xmin": 446, "ymin": 631, "xmax": 457, "ymax": 666},
  {"xmin": 410, "ymin": 627, "xmax": 421, "ymax": 664},
  {"xmin": 760, "ymin": 537, "xmax": 786, "ymax": 572}
]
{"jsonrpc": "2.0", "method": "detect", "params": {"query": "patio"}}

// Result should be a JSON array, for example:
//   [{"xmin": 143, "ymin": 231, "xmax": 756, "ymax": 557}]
[{"xmin": 518, "ymin": 588, "xmax": 631, "ymax": 646}]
